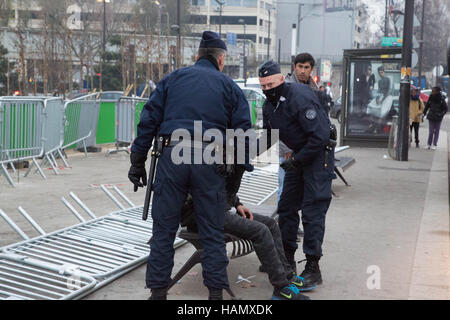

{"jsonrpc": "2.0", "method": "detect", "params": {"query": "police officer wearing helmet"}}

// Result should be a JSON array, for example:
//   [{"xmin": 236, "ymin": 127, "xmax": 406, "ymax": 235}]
[
  {"xmin": 128, "ymin": 31, "xmax": 252, "ymax": 300},
  {"xmin": 257, "ymin": 60, "xmax": 335, "ymax": 290}
]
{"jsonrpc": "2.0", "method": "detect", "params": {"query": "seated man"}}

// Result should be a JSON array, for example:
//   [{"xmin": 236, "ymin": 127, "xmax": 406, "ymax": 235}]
[{"xmin": 180, "ymin": 165, "xmax": 317, "ymax": 300}]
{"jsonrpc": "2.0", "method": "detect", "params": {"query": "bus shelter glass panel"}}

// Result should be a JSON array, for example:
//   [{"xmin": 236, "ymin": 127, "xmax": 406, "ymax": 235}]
[{"xmin": 346, "ymin": 60, "xmax": 401, "ymax": 137}]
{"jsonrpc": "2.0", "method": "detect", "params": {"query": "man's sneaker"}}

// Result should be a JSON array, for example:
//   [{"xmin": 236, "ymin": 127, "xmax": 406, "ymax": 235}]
[
  {"xmin": 290, "ymin": 274, "xmax": 317, "ymax": 292},
  {"xmin": 416, "ymin": 142, "xmax": 419, "ymax": 148},
  {"xmin": 427, "ymin": 145, "xmax": 431, "ymax": 149},
  {"xmin": 298, "ymin": 255, "xmax": 323, "ymax": 288},
  {"xmin": 272, "ymin": 284, "xmax": 310, "ymax": 300},
  {"xmin": 431, "ymin": 145, "xmax": 437, "ymax": 150}
]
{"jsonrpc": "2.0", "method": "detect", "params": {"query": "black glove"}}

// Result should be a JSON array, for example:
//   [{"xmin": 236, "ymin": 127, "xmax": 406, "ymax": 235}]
[
  {"xmin": 215, "ymin": 164, "xmax": 235, "ymax": 177},
  {"xmin": 128, "ymin": 152, "xmax": 148, "ymax": 192},
  {"xmin": 280, "ymin": 158, "xmax": 299, "ymax": 171}
]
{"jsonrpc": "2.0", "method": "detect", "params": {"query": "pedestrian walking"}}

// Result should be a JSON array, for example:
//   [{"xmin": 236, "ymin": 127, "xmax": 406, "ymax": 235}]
[
  {"xmin": 423, "ymin": 86, "xmax": 448, "ymax": 150},
  {"xmin": 409, "ymin": 86, "xmax": 425, "ymax": 148}
]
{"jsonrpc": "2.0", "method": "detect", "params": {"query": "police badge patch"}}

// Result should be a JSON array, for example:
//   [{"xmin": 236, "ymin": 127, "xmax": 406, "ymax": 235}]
[{"xmin": 305, "ymin": 109, "xmax": 317, "ymax": 120}]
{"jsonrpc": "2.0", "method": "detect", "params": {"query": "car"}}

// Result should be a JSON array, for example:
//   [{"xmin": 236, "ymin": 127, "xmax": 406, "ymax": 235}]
[
  {"xmin": 235, "ymin": 77, "xmax": 261, "ymax": 90},
  {"xmin": 99, "ymin": 91, "xmax": 124, "ymax": 100},
  {"xmin": 330, "ymin": 96, "xmax": 342, "ymax": 123}
]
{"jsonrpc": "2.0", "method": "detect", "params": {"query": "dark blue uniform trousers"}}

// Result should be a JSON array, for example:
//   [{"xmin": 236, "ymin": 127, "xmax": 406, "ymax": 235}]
[
  {"xmin": 277, "ymin": 150, "xmax": 334, "ymax": 257},
  {"xmin": 146, "ymin": 147, "xmax": 229, "ymax": 290}
]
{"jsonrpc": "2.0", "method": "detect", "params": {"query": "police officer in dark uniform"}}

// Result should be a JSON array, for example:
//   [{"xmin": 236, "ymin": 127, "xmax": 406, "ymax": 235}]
[
  {"xmin": 128, "ymin": 31, "xmax": 252, "ymax": 300},
  {"xmin": 257, "ymin": 60, "xmax": 335, "ymax": 290}
]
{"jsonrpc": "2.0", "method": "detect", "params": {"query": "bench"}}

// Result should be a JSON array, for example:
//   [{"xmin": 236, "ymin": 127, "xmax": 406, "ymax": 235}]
[
  {"xmin": 168, "ymin": 230, "xmax": 255, "ymax": 299},
  {"xmin": 334, "ymin": 146, "xmax": 356, "ymax": 187}
]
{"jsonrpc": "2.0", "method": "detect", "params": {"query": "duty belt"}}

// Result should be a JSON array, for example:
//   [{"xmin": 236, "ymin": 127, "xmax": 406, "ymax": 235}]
[{"xmin": 168, "ymin": 139, "xmax": 218, "ymax": 149}]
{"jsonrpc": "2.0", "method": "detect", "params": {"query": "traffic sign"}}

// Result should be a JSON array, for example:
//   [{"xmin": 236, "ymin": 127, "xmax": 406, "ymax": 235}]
[
  {"xmin": 227, "ymin": 32, "xmax": 237, "ymax": 46},
  {"xmin": 381, "ymin": 37, "xmax": 403, "ymax": 47}
]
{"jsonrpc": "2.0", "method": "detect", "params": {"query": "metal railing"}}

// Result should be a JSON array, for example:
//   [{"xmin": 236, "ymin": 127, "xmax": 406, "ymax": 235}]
[
  {"xmin": 106, "ymin": 97, "xmax": 147, "ymax": 156},
  {"xmin": 0, "ymin": 186, "xmax": 187, "ymax": 300},
  {"xmin": 0, "ymin": 94, "xmax": 101, "ymax": 186},
  {"xmin": 237, "ymin": 167, "xmax": 278, "ymax": 206},
  {"xmin": 0, "ymin": 97, "xmax": 56, "ymax": 186},
  {"xmin": 62, "ymin": 93, "xmax": 100, "ymax": 156},
  {"xmin": 0, "ymin": 253, "xmax": 97, "ymax": 300}
]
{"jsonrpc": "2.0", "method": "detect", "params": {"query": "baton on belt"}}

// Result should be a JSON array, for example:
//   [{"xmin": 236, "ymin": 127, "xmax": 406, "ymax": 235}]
[{"xmin": 142, "ymin": 135, "xmax": 166, "ymax": 221}]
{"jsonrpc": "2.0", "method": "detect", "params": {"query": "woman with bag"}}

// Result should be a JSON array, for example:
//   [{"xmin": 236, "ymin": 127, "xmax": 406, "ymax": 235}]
[{"xmin": 409, "ymin": 86, "xmax": 425, "ymax": 148}]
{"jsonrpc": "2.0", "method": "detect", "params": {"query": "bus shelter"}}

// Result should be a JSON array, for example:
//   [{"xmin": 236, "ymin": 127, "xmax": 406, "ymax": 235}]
[{"xmin": 340, "ymin": 48, "xmax": 402, "ymax": 147}]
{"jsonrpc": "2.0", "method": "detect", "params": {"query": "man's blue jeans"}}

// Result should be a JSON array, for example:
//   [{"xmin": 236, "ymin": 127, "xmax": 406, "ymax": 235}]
[{"xmin": 278, "ymin": 156, "xmax": 286, "ymax": 204}]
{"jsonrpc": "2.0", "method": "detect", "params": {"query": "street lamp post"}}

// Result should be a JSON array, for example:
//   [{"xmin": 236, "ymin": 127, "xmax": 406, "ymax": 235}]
[
  {"xmin": 238, "ymin": 18, "xmax": 247, "ymax": 86},
  {"xmin": 396, "ymin": 0, "xmax": 414, "ymax": 161},
  {"xmin": 267, "ymin": 6, "xmax": 271, "ymax": 60},
  {"xmin": 215, "ymin": 0, "xmax": 225, "ymax": 38},
  {"xmin": 96, "ymin": 0, "xmax": 110, "ymax": 91},
  {"xmin": 418, "ymin": 0, "xmax": 426, "ymax": 90}
]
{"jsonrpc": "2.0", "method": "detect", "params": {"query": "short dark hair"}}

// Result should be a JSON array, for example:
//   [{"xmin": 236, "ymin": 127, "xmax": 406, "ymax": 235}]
[
  {"xmin": 198, "ymin": 47, "xmax": 226, "ymax": 61},
  {"xmin": 294, "ymin": 53, "xmax": 315, "ymax": 68},
  {"xmin": 378, "ymin": 66, "xmax": 385, "ymax": 72},
  {"xmin": 432, "ymin": 86, "xmax": 441, "ymax": 92}
]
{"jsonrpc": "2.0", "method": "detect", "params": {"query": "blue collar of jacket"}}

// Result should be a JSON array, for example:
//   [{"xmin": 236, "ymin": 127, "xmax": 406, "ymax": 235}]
[{"xmin": 195, "ymin": 57, "xmax": 220, "ymax": 71}]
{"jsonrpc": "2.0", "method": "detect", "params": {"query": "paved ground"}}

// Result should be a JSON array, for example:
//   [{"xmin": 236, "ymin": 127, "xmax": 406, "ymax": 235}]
[{"xmin": 0, "ymin": 117, "xmax": 449, "ymax": 300}]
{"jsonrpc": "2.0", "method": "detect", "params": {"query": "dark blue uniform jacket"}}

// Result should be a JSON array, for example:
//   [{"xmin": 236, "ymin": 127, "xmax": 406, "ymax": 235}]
[
  {"xmin": 131, "ymin": 58, "xmax": 252, "ymax": 155},
  {"xmin": 263, "ymin": 82, "xmax": 331, "ymax": 166}
]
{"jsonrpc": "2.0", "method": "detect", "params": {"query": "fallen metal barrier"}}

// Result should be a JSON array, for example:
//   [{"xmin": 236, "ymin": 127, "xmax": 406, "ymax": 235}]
[
  {"xmin": 0, "ymin": 187, "xmax": 186, "ymax": 300},
  {"xmin": 106, "ymin": 97, "xmax": 147, "ymax": 156},
  {"xmin": 0, "ymin": 253, "xmax": 97, "ymax": 300},
  {"xmin": 237, "ymin": 167, "xmax": 279, "ymax": 205}
]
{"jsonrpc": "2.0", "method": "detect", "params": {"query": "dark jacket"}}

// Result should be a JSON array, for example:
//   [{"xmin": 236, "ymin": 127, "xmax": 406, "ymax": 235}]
[
  {"xmin": 180, "ymin": 165, "xmax": 246, "ymax": 232},
  {"xmin": 424, "ymin": 94, "xmax": 448, "ymax": 122},
  {"xmin": 262, "ymin": 82, "xmax": 330, "ymax": 166},
  {"xmin": 131, "ymin": 58, "xmax": 252, "ymax": 155}
]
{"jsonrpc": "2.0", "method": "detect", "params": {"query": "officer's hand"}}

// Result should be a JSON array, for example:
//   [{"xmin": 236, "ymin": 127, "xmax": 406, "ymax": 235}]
[
  {"xmin": 280, "ymin": 158, "xmax": 298, "ymax": 171},
  {"xmin": 284, "ymin": 152, "xmax": 292, "ymax": 161},
  {"xmin": 236, "ymin": 205, "xmax": 253, "ymax": 221},
  {"xmin": 129, "ymin": 152, "xmax": 148, "ymax": 192},
  {"xmin": 128, "ymin": 166, "xmax": 147, "ymax": 192}
]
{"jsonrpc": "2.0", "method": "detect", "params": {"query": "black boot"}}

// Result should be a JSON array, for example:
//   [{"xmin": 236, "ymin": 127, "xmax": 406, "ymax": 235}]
[
  {"xmin": 208, "ymin": 288, "xmax": 223, "ymax": 300},
  {"xmin": 148, "ymin": 287, "xmax": 167, "ymax": 300},
  {"xmin": 284, "ymin": 245, "xmax": 297, "ymax": 275},
  {"xmin": 299, "ymin": 255, "xmax": 322, "ymax": 287}
]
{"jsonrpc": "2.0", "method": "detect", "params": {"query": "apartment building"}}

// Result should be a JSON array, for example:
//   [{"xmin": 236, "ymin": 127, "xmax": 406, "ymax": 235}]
[{"xmin": 188, "ymin": 0, "xmax": 277, "ymax": 63}]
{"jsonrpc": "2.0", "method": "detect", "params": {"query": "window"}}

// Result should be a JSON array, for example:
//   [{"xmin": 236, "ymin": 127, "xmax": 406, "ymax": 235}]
[
  {"xmin": 259, "ymin": 36, "xmax": 262, "ymax": 43},
  {"xmin": 191, "ymin": 0, "xmax": 206, "ymax": 5},
  {"xmin": 188, "ymin": 15, "xmax": 207, "ymax": 24},
  {"xmin": 227, "ymin": 0, "xmax": 241, "ymax": 6},
  {"xmin": 242, "ymin": 0, "xmax": 257, "ymax": 7},
  {"xmin": 210, "ymin": 15, "xmax": 257, "ymax": 25}
]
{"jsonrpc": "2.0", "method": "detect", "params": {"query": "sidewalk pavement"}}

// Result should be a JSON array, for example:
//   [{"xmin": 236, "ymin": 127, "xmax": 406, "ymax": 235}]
[{"xmin": 0, "ymin": 117, "xmax": 448, "ymax": 300}]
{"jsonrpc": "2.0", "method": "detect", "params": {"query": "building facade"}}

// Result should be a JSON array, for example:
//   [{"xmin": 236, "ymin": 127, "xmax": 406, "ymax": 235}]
[{"xmin": 188, "ymin": 0, "xmax": 277, "ymax": 64}]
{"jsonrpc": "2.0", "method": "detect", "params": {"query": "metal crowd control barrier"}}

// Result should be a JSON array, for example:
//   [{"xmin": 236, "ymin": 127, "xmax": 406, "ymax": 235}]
[
  {"xmin": 62, "ymin": 93, "xmax": 100, "ymax": 156},
  {"xmin": 237, "ymin": 167, "xmax": 279, "ymax": 205},
  {"xmin": 106, "ymin": 96, "xmax": 147, "ymax": 156},
  {"xmin": 0, "ymin": 253, "xmax": 97, "ymax": 300},
  {"xmin": 0, "ymin": 187, "xmax": 187, "ymax": 300},
  {"xmin": 0, "ymin": 96, "xmax": 61, "ymax": 187}
]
